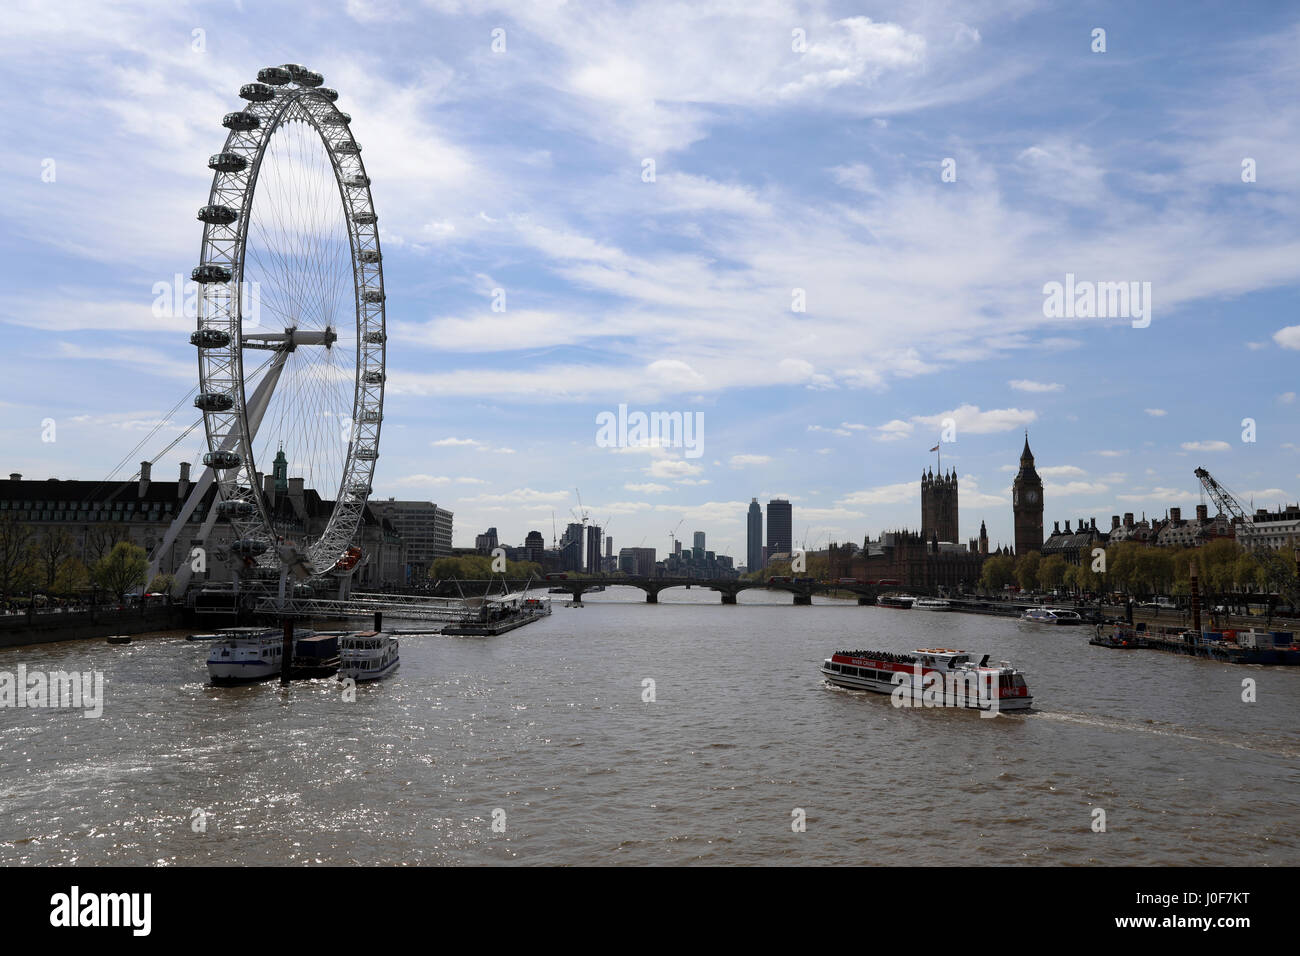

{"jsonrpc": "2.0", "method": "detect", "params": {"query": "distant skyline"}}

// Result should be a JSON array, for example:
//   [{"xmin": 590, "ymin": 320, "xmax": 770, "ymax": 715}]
[{"xmin": 3, "ymin": 1, "xmax": 1299, "ymax": 561}]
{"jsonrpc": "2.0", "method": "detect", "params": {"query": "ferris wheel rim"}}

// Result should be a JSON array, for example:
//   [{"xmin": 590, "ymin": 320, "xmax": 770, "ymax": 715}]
[{"xmin": 192, "ymin": 67, "xmax": 386, "ymax": 580}]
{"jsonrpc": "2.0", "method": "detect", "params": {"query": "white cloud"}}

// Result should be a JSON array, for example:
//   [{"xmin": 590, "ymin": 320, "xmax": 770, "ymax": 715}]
[
  {"xmin": 1181, "ymin": 440, "xmax": 1231, "ymax": 452},
  {"xmin": 912, "ymin": 405, "xmax": 1036, "ymax": 435},
  {"xmin": 1274, "ymin": 326, "xmax": 1300, "ymax": 350},
  {"xmin": 1008, "ymin": 379, "xmax": 1063, "ymax": 393},
  {"xmin": 648, "ymin": 459, "xmax": 703, "ymax": 479},
  {"xmin": 1144, "ymin": 408, "xmax": 1167, "ymax": 417},
  {"xmin": 1038, "ymin": 465, "xmax": 1087, "ymax": 478},
  {"xmin": 625, "ymin": 482, "xmax": 669, "ymax": 493},
  {"xmin": 873, "ymin": 419, "xmax": 913, "ymax": 442},
  {"xmin": 729, "ymin": 454, "xmax": 772, "ymax": 468}
]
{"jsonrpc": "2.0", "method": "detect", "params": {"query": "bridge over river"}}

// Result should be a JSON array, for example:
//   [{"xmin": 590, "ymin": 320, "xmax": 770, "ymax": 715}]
[{"xmin": 419, "ymin": 576, "xmax": 932, "ymax": 606}]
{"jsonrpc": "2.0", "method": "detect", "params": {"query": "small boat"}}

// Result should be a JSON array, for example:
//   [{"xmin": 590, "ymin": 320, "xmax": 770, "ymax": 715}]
[
  {"xmin": 106, "ymin": 635, "xmax": 132, "ymax": 645},
  {"xmin": 877, "ymin": 594, "xmax": 914, "ymax": 609},
  {"xmin": 338, "ymin": 630, "xmax": 399, "ymax": 682},
  {"xmin": 821, "ymin": 647, "xmax": 1033, "ymax": 711},
  {"xmin": 1089, "ymin": 624, "xmax": 1148, "ymax": 649},
  {"xmin": 1021, "ymin": 607, "xmax": 1083, "ymax": 625},
  {"xmin": 913, "ymin": 598, "xmax": 951, "ymax": 611},
  {"xmin": 522, "ymin": 597, "xmax": 552, "ymax": 614},
  {"xmin": 186, "ymin": 633, "xmax": 223, "ymax": 641},
  {"xmin": 292, "ymin": 633, "xmax": 341, "ymax": 678}
]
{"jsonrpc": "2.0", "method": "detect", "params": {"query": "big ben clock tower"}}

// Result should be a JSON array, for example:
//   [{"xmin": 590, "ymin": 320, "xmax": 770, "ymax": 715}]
[{"xmin": 1012, "ymin": 432, "xmax": 1044, "ymax": 556}]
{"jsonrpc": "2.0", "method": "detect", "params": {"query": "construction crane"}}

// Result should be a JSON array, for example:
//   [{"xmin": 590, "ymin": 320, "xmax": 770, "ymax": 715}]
[
  {"xmin": 1194, "ymin": 466, "xmax": 1300, "ymax": 610},
  {"xmin": 551, "ymin": 510, "xmax": 557, "ymax": 548},
  {"xmin": 669, "ymin": 519, "xmax": 683, "ymax": 553}
]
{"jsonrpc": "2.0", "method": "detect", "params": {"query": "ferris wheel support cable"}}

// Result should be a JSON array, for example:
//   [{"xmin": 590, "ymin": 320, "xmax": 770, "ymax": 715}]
[{"xmin": 152, "ymin": 349, "xmax": 291, "ymax": 592}]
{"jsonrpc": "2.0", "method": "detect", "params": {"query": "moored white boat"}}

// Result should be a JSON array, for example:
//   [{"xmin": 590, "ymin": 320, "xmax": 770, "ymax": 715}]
[
  {"xmin": 914, "ymin": 597, "xmax": 951, "ymax": 611},
  {"xmin": 877, "ymin": 594, "xmax": 915, "ymax": 609},
  {"xmin": 338, "ymin": 630, "xmax": 399, "ymax": 681},
  {"xmin": 821, "ymin": 647, "xmax": 1033, "ymax": 711},
  {"xmin": 207, "ymin": 627, "xmax": 289, "ymax": 684},
  {"xmin": 1021, "ymin": 607, "xmax": 1083, "ymax": 625}
]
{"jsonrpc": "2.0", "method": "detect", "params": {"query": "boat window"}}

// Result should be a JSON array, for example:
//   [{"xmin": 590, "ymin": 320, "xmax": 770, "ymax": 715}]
[{"xmin": 829, "ymin": 663, "xmax": 840, "ymax": 672}]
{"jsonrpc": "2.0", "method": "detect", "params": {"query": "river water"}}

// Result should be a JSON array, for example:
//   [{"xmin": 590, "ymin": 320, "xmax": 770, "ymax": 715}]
[{"xmin": 2, "ymin": 589, "xmax": 1297, "ymax": 866}]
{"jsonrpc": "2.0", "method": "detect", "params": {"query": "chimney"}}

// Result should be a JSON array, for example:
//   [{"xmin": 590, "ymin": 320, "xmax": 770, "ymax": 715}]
[
  {"xmin": 1090, "ymin": 518, "xmax": 1097, "ymax": 531},
  {"xmin": 1170, "ymin": 507, "xmax": 1181, "ymax": 523},
  {"xmin": 1053, "ymin": 521, "xmax": 1060, "ymax": 534},
  {"xmin": 138, "ymin": 460, "xmax": 151, "ymax": 498},
  {"xmin": 1196, "ymin": 504, "xmax": 1208, "ymax": 522},
  {"xmin": 1112, "ymin": 515, "xmax": 1120, "ymax": 530},
  {"xmin": 1124, "ymin": 513, "xmax": 1134, "ymax": 529},
  {"xmin": 1065, "ymin": 520, "xmax": 1071, "ymax": 533},
  {"xmin": 178, "ymin": 461, "xmax": 191, "ymax": 500}
]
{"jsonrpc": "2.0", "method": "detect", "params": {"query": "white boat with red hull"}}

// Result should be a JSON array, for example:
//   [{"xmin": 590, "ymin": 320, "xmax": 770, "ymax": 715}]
[{"xmin": 821, "ymin": 647, "xmax": 1034, "ymax": 711}]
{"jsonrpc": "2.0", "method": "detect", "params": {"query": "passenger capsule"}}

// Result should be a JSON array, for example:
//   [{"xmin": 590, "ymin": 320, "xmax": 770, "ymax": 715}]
[
  {"xmin": 314, "ymin": 87, "xmax": 339, "ymax": 103},
  {"xmin": 191, "ymin": 264, "xmax": 232, "ymax": 284},
  {"xmin": 231, "ymin": 538, "xmax": 269, "ymax": 556},
  {"xmin": 363, "ymin": 331, "xmax": 386, "ymax": 344},
  {"xmin": 208, "ymin": 152, "xmax": 247, "ymax": 173},
  {"xmin": 197, "ymin": 204, "xmax": 238, "ymax": 225},
  {"xmin": 281, "ymin": 63, "xmax": 306, "ymax": 78},
  {"xmin": 334, "ymin": 142, "xmax": 361, "ymax": 154},
  {"xmin": 355, "ymin": 447, "xmax": 378, "ymax": 461},
  {"xmin": 257, "ymin": 66, "xmax": 292, "ymax": 86},
  {"xmin": 361, "ymin": 289, "xmax": 385, "ymax": 303},
  {"xmin": 190, "ymin": 328, "xmax": 232, "ymax": 348},
  {"xmin": 194, "ymin": 392, "xmax": 235, "ymax": 412},
  {"xmin": 239, "ymin": 82, "xmax": 275, "ymax": 102},
  {"xmin": 353, "ymin": 211, "xmax": 377, "ymax": 225},
  {"xmin": 203, "ymin": 450, "xmax": 242, "ymax": 470},
  {"xmin": 344, "ymin": 173, "xmax": 370, "ymax": 188},
  {"xmin": 216, "ymin": 499, "xmax": 256, "ymax": 517},
  {"xmin": 320, "ymin": 111, "xmax": 351, "ymax": 126},
  {"xmin": 359, "ymin": 408, "xmax": 382, "ymax": 423},
  {"xmin": 362, "ymin": 370, "xmax": 385, "ymax": 385},
  {"xmin": 295, "ymin": 69, "xmax": 323, "ymax": 88},
  {"xmin": 358, "ymin": 249, "xmax": 381, "ymax": 263},
  {"xmin": 348, "ymin": 482, "xmax": 372, "ymax": 496},
  {"xmin": 222, "ymin": 111, "xmax": 260, "ymax": 132}
]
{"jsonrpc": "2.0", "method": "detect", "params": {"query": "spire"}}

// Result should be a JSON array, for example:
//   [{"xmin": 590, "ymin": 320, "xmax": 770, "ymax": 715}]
[{"xmin": 1021, "ymin": 430, "xmax": 1033, "ymax": 463}]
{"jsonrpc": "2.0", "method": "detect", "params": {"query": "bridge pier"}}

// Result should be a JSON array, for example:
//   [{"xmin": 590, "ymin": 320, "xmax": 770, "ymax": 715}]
[
  {"xmin": 645, "ymin": 591, "xmax": 658, "ymax": 604},
  {"xmin": 858, "ymin": 596, "xmax": 874, "ymax": 606},
  {"xmin": 720, "ymin": 593, "xmax": 737, "ymax": 604},
  {"xmin": 793, "ymin": 594, "xmax": 812, "ymax": 606}
]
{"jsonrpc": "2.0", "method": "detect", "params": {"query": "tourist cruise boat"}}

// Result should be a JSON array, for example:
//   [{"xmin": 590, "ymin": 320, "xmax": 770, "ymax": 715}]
[
  {"xmin": 914, "ymin": 597, "xmax": 951, "ymax": 611},
  {"xmin": 1021, "ymin": 607, "xmax": 1083, "ymax": 625},
  {"xmin": 207, "ymin": 627, "xmax": 291, "ymax": 684},
  {"xmin": 338, "ymin": 630, "xmax": 399, "ymax": 682},
  {"xmin": 820, "ymin": 647, "xmax": 1034, "ymax": 711},
  {"xmin": 877, "ymin": 594, "xmax": 914, "ymax": 609}
]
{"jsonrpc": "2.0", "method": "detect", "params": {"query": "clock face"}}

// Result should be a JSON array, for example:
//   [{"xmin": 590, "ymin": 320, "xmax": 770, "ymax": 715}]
[{"xmin": 1027, "ymin": 490, "xmax": 1039, "ymax": 504}]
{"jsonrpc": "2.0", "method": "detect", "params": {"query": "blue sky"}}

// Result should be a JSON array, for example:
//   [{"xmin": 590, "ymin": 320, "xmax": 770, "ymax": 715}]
[{"xmin": 2, "ymin": 0, "xmax": 1298, "ymax": 562}]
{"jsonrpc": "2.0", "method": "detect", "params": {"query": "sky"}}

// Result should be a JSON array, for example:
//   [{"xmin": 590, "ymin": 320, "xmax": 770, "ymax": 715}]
[{"xmin": 1, "ymin": 0, "xmax": 1298, "ymax": 563}]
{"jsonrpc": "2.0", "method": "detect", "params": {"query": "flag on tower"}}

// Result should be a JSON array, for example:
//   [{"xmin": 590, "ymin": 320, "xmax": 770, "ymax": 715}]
[{"xmin": 929, "ymin": 444, "xmax": 940, "ymax": 452}]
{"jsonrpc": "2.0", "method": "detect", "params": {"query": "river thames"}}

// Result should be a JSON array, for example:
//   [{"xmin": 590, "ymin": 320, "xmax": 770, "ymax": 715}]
[{"xmin": 2, "ymin": 590, "xmax": 1297, "ymax": 866}]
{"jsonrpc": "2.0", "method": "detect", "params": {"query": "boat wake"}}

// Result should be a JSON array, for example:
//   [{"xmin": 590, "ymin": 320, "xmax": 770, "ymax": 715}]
[{"xmin": 1029, "ymin": 710, "xmax": 1300, "ymax": 759}]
